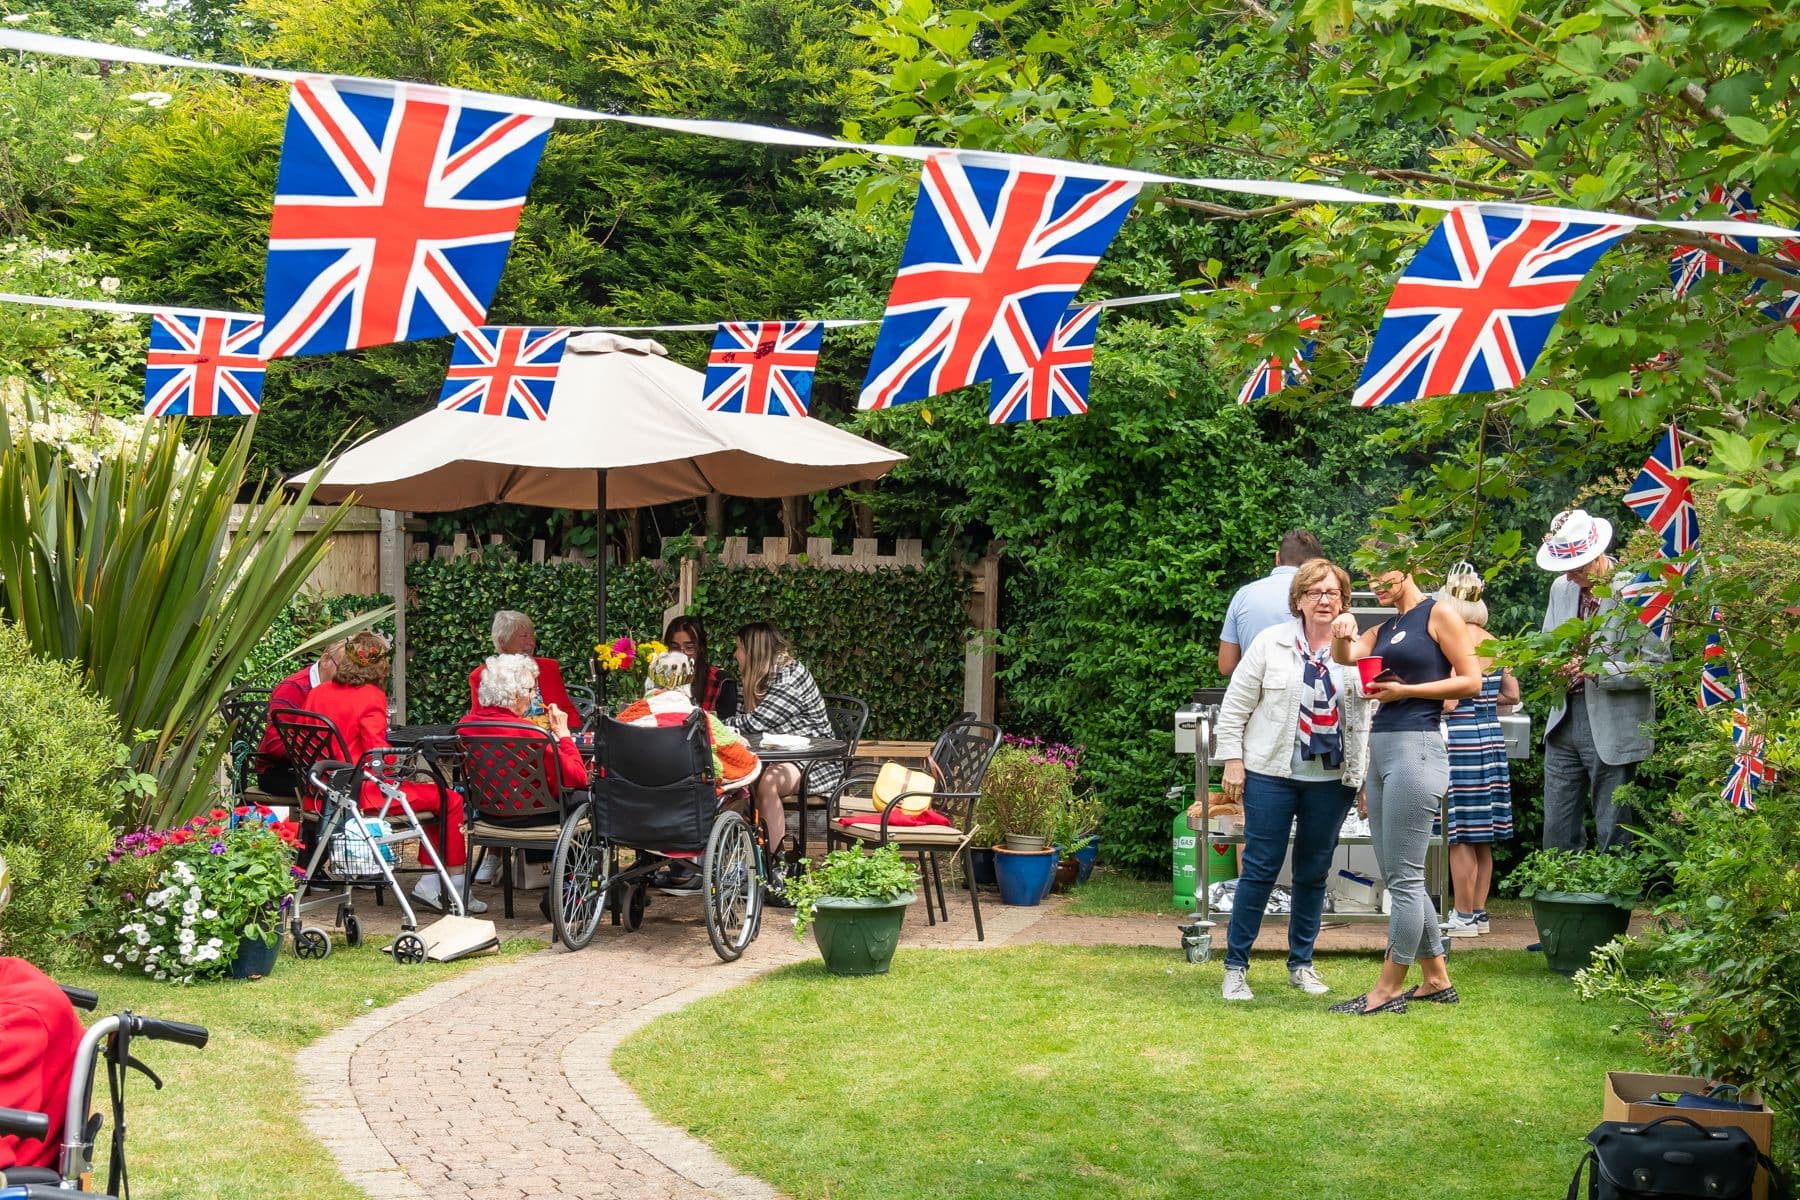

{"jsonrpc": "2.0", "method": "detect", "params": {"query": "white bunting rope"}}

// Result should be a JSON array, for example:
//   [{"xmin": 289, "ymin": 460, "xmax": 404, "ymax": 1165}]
[
  {"xmin": 5, "ymin": 30, "xmax": 1798, "ymax": 242},
  {"xmin": 0, "ymin": 291, "xmax": 254, "ymax": 321}
]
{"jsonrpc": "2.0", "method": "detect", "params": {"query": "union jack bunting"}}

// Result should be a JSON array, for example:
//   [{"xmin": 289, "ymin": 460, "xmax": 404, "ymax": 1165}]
[
  {"xmin": 261, "ymin": 78, "xmax": 554, "ymax": 359},
  {"xmin": 1237, "ymin": 313, "xmax": 1321, "ymax": 405},
  {"xmin": 1623, "ymin": 425, "xmax": 1700, "ymax": 559},
  {"xmin": 144, "ymin": 313, "xmax": 267, "ymax": 417},
  {"xmin": 858, "ymin": 154, "xmax": 1138, "ymax": 411},
  {"xmin": 1353, "ymin": 210, "xmax": 1627, "ymax": 407},
  {"xmin": 1754, "ymin": 240, "xmax": 1800, "ymax": 330},
  {"xmin": 1722, "ymin": 708, "xmax": 1772, "ymax": 810},
  {"xmin": 1618, "ymin": 560, "xmax": 1689, "ymax": 639},
  {"xmin": 702, "ymin": 321, "xmax": 822, "ymax": 416},
  {"xmin": 1669, "ymin": 185, "xmax": 1758, "ymax": 298},
  {"xmin": 1699, "ymin": 608, "xmax": 1739, "ymax": 709},
  {"xmin": 988, "ymin": 301, "xmax": 1100, "ymax": 423},
  {"xmin": 436, "ymin": 325, "xmax": 568, "ymax": 420}
]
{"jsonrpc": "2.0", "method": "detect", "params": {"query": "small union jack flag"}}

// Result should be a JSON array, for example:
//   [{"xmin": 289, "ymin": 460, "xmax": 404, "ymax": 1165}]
[
  {"xmin": 144, "ymin": 313, "xmax": 267, "ymax": 417},
  {"xmin": 1623, "ymin": 425, "xmax": 1699, "ymax": 559},
  {"xmin": 437, "ymin": 326, "xmax": 568, "ymax": 420},
  {"xmin": 261, "ymin": 78, "xmax": 553, "ymax": 359},
  {"xmin": 859, "ymin": 154, "xmax": 1138, "ymax": 411},
  {"xmin": 1353, "ymin": 210, "xmax": 1627, "ymax": 407},
  {"xmin": 1722, "ymin": 707, "xmax": 1773, "ymax": 810},
  {"xmin": 702, "ymin": 321, "xmax": 822, "ymax": 416},
  {"xmin": 988, "ymin": 301, "xmax": 1100, "ymax": 423},
  {"xmin": 1618, "ymin": 560, "xmax": 1689, "ymax": 639},
  {"xmin": 1237, "ymin": 313, "xmax": 1321, "ymax": 405},
  {"xmin": 1699, "ymin": 608, "xmax": 1739, "ymax": 710},
  {"xmin": 1754, "ymin": 239, "xmax": 1800, "ymax": 329},
  {"xmin": 1669, "ymin": 185, "xmax": 1758, "ymax": 298}
]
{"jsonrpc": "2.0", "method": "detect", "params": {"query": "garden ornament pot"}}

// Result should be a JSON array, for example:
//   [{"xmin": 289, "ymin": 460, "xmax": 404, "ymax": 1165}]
[
  {"xmin": 993, "ymin": 846, "xmax": 1057, "ymax": 906},
  {"xmin": 811, "ymin": 893, "xmax": 916, "ymax": 976},
  {"xmin": 1072, "ymin": 840, "xmax": 1099, "ymax": 884},
  {"xmin": 1529, "ymin": 891, "xmax": 1634, "ymax": 975},
  {"xmin": 1003, "ymin": 833, "xmax": 1048, "ymax": 852},
  {"xmin": 229, "ymin": 930, "xmax": 281, "ymax": 980}
]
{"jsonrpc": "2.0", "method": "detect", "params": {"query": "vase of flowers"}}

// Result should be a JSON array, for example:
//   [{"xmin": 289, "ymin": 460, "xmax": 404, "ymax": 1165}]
[
  {"xmin": 594, "ymin": 634, "xmax": 668, "ymax": 708},
  {"xmin": 101, "ymin": 806, "xmax": 303, "ymax": 984}
]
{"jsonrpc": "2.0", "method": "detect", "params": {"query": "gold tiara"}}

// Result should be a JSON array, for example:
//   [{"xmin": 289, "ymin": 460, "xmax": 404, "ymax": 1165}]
[{"xmin": 1443, "ymin": 560, "xmax": 1483, "ymax": 602}]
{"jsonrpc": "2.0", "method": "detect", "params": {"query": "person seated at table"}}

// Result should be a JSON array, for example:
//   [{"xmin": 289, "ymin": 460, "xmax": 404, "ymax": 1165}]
[
  {"xmin": 618, "ymin": 651, "xmax": 760, "ymax": 789},
  {"xmin": 459, "ymin": 653, "xmax": 590, "ymax": 792},
  {"xmin": 256, "ymin": 640, "xmax": 345, "ymax": 796},
  {"xmin": 663, "ymin": 616, "xmax": 740, "ymax": 717},
  {"xmin": 723, "ymin": 623, "xmax": 840, "ymax": 874},
  {"xmin": 306, "ymin": 632, "xmax": 484, "ymax": 914},
  {"xmin": 0, "ymin": 853, "xmax": 83, "ymax": 1183},
  {"xmin": 468, "ymin": 610, "xmax": 576, "ymax": 727}
]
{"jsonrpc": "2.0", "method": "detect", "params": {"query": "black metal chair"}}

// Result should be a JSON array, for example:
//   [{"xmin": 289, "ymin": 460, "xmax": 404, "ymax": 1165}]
[
  {"xmin": 217, "ymin": 686, "xmax": 272, "ymax": 800},
  {"xmin": 565, "ymin": 683, "xmax": 599, "ymax": 726},
  {"xmin": 825, "ymin": 716, "xmax": 1002, "ymax": 941},
  {"xmin": 457, "ymin": 721, "xmax": 604, "ymax": 949},
  {"xmin": 780, "ymin": 693, "xmax": 870, "ymax": 857}
]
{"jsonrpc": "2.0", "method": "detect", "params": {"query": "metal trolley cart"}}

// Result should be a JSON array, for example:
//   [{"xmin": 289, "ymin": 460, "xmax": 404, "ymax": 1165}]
[{"xmin": 1172, "ymin": 688, "xmax": 1451, "ymax": 964}]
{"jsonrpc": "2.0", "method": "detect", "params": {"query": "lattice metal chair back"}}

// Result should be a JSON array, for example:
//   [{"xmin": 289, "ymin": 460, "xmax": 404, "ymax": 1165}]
[
  {"xmin": 930, "ymin": 717, "xmax": 1003, "ymax": 808},
  {"xmin": 565, "ymin": 684, "xmax": 599, "ymax": 727},
  {"xmin": 821, "ymin": 694, "xmax": 870, "ymax": 759},
  {"xmin": 218, "ymin": 687, "xmax": 271, "ymax": 798},
  {"xmin": 269, "ymin": 708, "xmax": 352, "ymax": 816},
  {"xmin": 457, "ymin": 724, "xmax": 567, "ymax": 821}
]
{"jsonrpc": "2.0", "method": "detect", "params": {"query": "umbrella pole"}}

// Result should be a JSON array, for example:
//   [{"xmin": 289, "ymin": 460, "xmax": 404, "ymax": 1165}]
[{"xmin": 596, "ymin": 467, "xmax": 608, "ymax": 691}]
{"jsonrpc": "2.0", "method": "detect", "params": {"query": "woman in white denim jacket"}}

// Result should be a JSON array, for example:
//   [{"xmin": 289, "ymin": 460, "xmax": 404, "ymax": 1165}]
[{"xmin": 1213, "ymin": 558, "xmax": 1371, "ymax": 1002}]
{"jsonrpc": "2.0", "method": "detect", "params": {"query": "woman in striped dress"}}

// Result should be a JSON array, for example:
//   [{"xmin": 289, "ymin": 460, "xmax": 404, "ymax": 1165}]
[{"xmin": 1438, "ymin": 566, "xmax": 1518, "ymax": 937}]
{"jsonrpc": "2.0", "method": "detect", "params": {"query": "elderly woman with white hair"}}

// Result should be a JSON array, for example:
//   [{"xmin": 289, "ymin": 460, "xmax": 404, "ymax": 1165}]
[
  {"xmin": 459, "ymin": 652, "xmax": 590, "ymax": 794},
  {"xmin": 467, "ymin": 610, "xmax": 576, "ymax": 726}
]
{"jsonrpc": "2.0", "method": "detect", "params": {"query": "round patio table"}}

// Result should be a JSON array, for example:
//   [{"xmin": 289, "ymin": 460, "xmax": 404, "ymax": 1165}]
[{"xmin": 742, "ymin": 734, "xmax": 849, "ymax": 858}]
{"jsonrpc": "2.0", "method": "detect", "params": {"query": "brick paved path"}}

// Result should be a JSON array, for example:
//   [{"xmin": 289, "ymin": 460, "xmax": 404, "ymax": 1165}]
[{"xmin": 303, "ymin": 884, "xmax": 1545, "ymax": 1199}]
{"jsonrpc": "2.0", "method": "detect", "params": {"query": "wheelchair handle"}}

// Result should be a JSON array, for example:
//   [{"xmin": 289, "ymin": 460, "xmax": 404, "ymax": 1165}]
[
  {"xmin": 58, "ymin": 984, "xmax": 99, "ymax": 1011},
  {"xmin": 0, "ymin": 1106, "xmax": 49, "ymax": 1140},
  {"xmin": 125, "ymin": 1014, "xmax": 209, "ymax": 1049}
]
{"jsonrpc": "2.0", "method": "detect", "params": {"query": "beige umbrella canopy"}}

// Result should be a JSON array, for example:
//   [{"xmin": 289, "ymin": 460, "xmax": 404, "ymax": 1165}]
[{"xmin": 298, "ymin": 331, "xmax": 906, "ymax": 639}]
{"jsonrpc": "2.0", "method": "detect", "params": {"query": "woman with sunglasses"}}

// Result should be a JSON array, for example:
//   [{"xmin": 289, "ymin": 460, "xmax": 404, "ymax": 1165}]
[
  {"xmin": 1328, "ymin": 564, "xmax": 1482, "ymax": 1015},
  {"xmin": 1214, "ymin": 558, "xmax": 1373, "ymax": 1003}
]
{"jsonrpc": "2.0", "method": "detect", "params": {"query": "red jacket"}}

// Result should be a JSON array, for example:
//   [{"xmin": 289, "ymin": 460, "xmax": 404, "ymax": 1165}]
[
  {"xmin": 458, "ymin": 704, "xmax": 589, "ymax": 790},
  {"xmin": 467, "ymin": 656, "xmax": 577, "ymax": 721},
  {"xmin": 303, "ymin": 680, "xmax": 391, "ymax": 765},
  {"xmin": 0, "ymin": 957, "xmax": 81, "ymax": 1171},
  {"xmin": 257, "ymin": 662, "xmax": 318, "ymax": 768}
]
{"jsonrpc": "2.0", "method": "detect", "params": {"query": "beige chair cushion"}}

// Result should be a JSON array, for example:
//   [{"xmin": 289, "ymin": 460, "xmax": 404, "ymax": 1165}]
[
  {"xmin": 832, "ymin": 821, "xmax": 970, "ymax": 848},
  {"xmin": 468, "ymin": 818, "xmax": 563, "ymax": 843}
]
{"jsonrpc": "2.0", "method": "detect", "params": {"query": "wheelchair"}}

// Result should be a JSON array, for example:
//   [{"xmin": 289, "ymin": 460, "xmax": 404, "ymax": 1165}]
[
  {"xmin": 589, "ymin": 712, "xmax": 770, "ymax": 962},
  {"xmin": 0, "ymin": 984, "xmax": 208, "ymax": 1200}
]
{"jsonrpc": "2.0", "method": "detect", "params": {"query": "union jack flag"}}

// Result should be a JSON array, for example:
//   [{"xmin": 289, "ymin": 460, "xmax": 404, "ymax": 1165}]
[
  {"xmin": 144, "ymin": 313, "xmax": 267, "ymax": 417},
  {"xmin": 1699, "ymin": 607, "xmax": 1739, "ymax": 709},
  {"xmin": 988, "ymin": 301, "xmax": 1100, "ymax": 423},
  {"xmin": 436, "ymin": 325, "xmax": 568, "ymax": 420},
  {"xmin": 858, "ymin": 154, "xmax": 1138, "ymax": 411},
  {"xmin": 1754, "ymin": 239, "xmax": 1800, "ymax": 329},
  {"xmin": 1722, "ymin": 707, "xmax": 1773, "ymax": 810},
  {"xmin": 261, "ymin": 78, "xmax": 553, "ymax": 359},
  {"xmin": 1237, "ymin": 313, "xmax": 1321, "ymax": 405},
  {"xmin": 1352, "ymin": 210, "xmax": 1627, "ymax": 408},
  {"xmin": 1623, "ymin": 425, "xmax": 1699, "ymax": 559},
  {"xmin": 1669, "ymin": 185, "xmax": 1758, "ymax": 298},
  {"xmin": 1618, "ymin": 560, "xmax": 1689, "ymax": 639},
  {"xmin": 702, "ymin": 321, "xmax": 822, "ymax": 416}
]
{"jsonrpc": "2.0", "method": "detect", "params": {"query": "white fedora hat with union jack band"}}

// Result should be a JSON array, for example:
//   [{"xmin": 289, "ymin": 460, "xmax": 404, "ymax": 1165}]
[{"xmin": 1537, "ymin": 508, "xmax": 1613, "ymax": 572}]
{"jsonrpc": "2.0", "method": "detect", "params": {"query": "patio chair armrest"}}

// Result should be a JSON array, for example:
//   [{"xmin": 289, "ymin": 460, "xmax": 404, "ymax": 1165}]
[{"xmin": 825, "ymin": 765, "xmax": 884, "ymax": 820}]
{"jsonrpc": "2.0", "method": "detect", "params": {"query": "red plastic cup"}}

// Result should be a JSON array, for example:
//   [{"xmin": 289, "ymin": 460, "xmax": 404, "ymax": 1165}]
[{"xmin": 1357, "ymin": 656, "xmax": 1385, "ymax": 689}]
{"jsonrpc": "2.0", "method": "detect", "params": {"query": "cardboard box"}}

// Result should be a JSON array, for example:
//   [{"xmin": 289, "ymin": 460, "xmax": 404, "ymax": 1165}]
[
  {"xmin": 1603, "ymin": 1072, "xmax": 1774, "ymax": 1200},
  {"xmin": 1330, "ymin": 869, "xmax": 1383, "ymax": 913}
]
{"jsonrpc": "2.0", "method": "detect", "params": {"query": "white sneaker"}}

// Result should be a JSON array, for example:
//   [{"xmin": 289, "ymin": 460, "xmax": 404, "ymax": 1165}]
[
  {"xmin": 1444, "ymin": 912, "xmax": 1482, "ymax": 938},
  {"xmin": 473, "ymin": 854, "xmax": 502, "ymax": 885},
  {"xmin": 1288, "ymin": 965, "xmax": 1330, "ymax": 996},
  {"xmin": 411, "ymin": 877, "xmax": 489, "ymax": 915},
  {"xmin": 1473, "ymin": 911, "xmax": 1491, "ymax": 934},
  {"xmin": 1221, "ymin": 967, "xmax": 1254, "ymax": 1001}
]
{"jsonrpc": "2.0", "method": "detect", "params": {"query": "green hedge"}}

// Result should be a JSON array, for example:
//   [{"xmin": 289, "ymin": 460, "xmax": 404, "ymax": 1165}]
[
  {"xmin": 236, "ymin": 592, "xmax": 394, "ymax": 691},
  {"xmin": 691, "ymin": 561, "xmax": 968, "ymax": 741}
]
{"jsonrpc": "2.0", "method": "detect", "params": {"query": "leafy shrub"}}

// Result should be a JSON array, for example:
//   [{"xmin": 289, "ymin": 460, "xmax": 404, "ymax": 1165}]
[
  {"xmin": 784, "ymin": 845, "xmax": 919, "ymax": 939},
  {"xmin": 235, "ymin": 591, "xmax": 394, "ymax": 690},
  {"xmin": 0, "ymin": 624, "xmax": 146, "ymax": 968},
  {"xmin": 979, "ymin": 744, "xmax": 1078, "ymax": 843},
  {"xmin": 1505, "ymin": 848, "xmax": 1645, "ymax": 904}
]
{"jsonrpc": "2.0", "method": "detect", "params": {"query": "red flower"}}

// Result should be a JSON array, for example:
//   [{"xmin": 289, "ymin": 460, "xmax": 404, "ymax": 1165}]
[
  {"xmin": 273, "ymin": 821, "xmax": 300, "ymax": 846},
  {"xmin": 207, "ymin": 808, "xmax": 228, "ymax": 821}
]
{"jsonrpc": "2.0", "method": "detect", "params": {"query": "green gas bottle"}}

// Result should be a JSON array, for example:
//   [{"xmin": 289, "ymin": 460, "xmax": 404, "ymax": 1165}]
[{"xmin": 1171, "ymin": 803, "xmax": 1199, "ymax": 911}]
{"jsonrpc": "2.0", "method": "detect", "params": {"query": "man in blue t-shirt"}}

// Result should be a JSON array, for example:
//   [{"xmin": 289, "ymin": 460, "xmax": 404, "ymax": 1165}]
[{"xmin": 1217, "ymin": 529, "xmax": 1323, "ymax": 676}]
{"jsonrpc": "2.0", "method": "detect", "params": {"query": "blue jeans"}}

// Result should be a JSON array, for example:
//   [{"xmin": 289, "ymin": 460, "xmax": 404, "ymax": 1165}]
[{"xmin": 1224, "ymin": 769, "xmax": 1355, "ymax": 971}]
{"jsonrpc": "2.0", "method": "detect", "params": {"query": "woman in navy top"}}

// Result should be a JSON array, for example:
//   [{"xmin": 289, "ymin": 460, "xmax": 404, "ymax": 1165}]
[{"xmin": 1327, "ymin": 567, "xmax": 1481, "ymax": 1015}]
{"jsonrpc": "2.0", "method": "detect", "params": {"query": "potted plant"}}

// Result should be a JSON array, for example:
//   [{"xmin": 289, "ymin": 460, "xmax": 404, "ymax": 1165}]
[
  {"xmin": 982, "ymin": 742, "xmax": 1075, "ymax": 905},
  {"xmin": 1505, "ymin": 848, "xmax": 1645, "ymax": 975},
  {"xmin": 1051, "ymin": 790, "xmax": 1104, "ymax": 894},
  {"xmin": 101, "ymin": 805, "xmax": 303, "ymax": 983},
  {"xmin": 785, "ymin": 845, "xmax": 919, "ymax": 976}
]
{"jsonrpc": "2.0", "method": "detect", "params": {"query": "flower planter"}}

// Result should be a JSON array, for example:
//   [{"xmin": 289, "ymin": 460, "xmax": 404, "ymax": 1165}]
[
  {"xmin": 229, "ymin": 930, "xmax": 281, "ymax": 980},
  {"xmin": 993, "ymin": 847, "xmax": 1058, "ymax": 906},
  {"xmin": 811, "ymin": 893, "xmax": 916, "ymax": 976},
  {"xmin": 1072, "ymin": 840, "xmax": 1099, "ymax": 884},
  {"xmin": 1530, "ymin": 891, "xmax": 1634, "ymax": 976},
  {"xmin": 1003, "ymin": 833, "xmax": 1048, "ymax": 852},
  {"xmin": 1052, "ymin": 857, "xmax": 1080, "ymax": 894},
  {"xmin": 970, "ymin": 847, "xmax": 998, "ymax": 888}
]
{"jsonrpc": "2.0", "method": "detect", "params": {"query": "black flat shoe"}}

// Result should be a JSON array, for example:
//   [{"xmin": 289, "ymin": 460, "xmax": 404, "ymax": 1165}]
[{"xmin": 1403, "ymin": 984, "xmax": 1460, "ymax": 1005}]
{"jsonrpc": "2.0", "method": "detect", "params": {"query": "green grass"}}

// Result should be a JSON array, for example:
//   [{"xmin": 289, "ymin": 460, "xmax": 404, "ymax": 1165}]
[
  {"xmin": 616, "ymin": 946, "xmax": 1651, "ymax": 1200},
  {"xmin": 54, "ymin": 936, "xmax": 542, "ymax": 1200},
  {"xmin": 1062, "ymin": 868, "xmax": 1192, "ymax": 916}
]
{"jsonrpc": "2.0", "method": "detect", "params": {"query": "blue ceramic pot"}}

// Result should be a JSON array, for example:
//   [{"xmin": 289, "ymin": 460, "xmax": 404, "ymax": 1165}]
[
  {"xmin": 970, "ymin": 846, "xmax": 998, "ymax": 887},
  {"xmin": 1072, "ymin": 840, "xmax": 1100, "ymax": 884},
  {"xmin": 994, "ymin": 847, "xmax": 1057, "ymax": 906}
]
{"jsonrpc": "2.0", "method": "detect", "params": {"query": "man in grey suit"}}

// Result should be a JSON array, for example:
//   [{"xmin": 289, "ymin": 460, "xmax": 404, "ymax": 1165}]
[{"xmin": 1536, "ymin": 509, "xmax": 1669, "ymax": 852}]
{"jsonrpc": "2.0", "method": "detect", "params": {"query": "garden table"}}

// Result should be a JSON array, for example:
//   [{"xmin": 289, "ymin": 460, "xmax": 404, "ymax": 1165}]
[{"xmin": 743, "ymin": 733, "xmax": 849, "ymax": 859}]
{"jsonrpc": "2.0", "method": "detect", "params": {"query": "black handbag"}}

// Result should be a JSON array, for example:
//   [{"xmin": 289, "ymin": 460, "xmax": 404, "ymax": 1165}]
[{"xmin": 1567, "ymin": 1116, "xmax": 1789, "ymax": 1200}]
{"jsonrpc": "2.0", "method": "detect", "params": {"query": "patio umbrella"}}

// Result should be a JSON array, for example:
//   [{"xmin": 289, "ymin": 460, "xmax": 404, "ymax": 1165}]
[{"xmin": 298, "ymin": 331, "xmax": 905, "ymax": 646}]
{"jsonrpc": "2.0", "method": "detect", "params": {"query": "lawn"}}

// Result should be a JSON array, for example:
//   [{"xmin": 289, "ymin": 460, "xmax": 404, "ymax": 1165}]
[
  {"xmin": 54, "ymin": 936, "xmax": 541, "ymax": 1200},
  {"xmin": 616, "ymin": 945, "xmax": 1650, "ymax": 1200}
]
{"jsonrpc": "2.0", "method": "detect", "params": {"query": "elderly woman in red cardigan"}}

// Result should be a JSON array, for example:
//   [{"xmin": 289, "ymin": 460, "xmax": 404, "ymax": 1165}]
[
  {"xmin": 467, "ymin": 610, "xmax": 577, "ymax": 725},
  {"xmin": 459, "ymin": 653, "xmax": 590, "ymax": 791}
]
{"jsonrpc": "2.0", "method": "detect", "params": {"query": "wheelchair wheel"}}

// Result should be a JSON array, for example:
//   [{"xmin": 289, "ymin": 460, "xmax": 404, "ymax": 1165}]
[
  {"xmin": 625, "ymin": 882, "xmax": 650, "ymax": 931},
  {"xmin": 550, "ymin": 802, "xmax": 608, "ymax": 951},
  {"xmin": 295, "ymin": 926, "xmax": 331, "ymax": 960},
  {"xmin": 703, "ymin": 810, "xmax": 762, "ymax": 962},
  {"xmin": 342, "ymin": 913, "xmax": 362, "ymax": 948}
]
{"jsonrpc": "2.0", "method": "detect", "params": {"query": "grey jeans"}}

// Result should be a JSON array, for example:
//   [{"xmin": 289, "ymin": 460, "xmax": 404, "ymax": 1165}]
[
  {"xmin": 1366, "ymin": 731, "xmax": 1447, "ymax": 966},
  {"xmin": 1543, "ymin": 699, "xmax": 1638, "ymax": 853}
]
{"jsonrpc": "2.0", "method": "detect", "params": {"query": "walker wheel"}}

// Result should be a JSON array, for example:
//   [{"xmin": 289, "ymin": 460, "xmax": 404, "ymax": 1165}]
[
  {"xmin": 343, "ymin": 913, "xmax": 362, "ymax": 948},
  {"xmin": 393, "ymin": 933, "xmax": 427, "ymax": 965},
  {"xmin": 626, "ymin": 882, "xmax": 650, "ymax": 931},
  {"xmin": 295, "ymin": 927, "xmax": 331, "ymax": 960}
]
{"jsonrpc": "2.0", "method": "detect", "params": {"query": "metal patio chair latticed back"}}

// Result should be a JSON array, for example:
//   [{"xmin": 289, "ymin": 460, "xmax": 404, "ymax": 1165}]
[{"xmin": 217, "ymin": 686, "xmax": 271, "ymax": 800}]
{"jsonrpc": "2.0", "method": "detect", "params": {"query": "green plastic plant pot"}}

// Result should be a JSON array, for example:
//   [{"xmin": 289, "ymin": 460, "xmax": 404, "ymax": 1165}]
[
  {"xmin": 811, "ymin": 893, "xmax": 917, "ymax": 976},
  {"xmin": 1530, "ymin": 891, "xmax": 1634, "ymax": 976}
]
